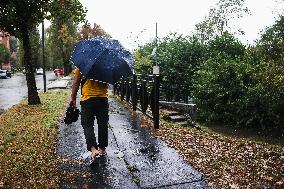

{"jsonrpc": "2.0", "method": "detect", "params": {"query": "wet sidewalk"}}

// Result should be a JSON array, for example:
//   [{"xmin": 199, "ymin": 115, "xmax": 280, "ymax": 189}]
[{"xmin": 57, "ymin": 96, "xmax": 210, "ymax": 188}]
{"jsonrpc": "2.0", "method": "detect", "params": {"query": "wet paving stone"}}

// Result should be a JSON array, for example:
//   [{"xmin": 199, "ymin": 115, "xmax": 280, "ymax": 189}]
[
  {"xmin": 57, "ymin": 97, "xmax": 210, "ymax": 189},
  {"xmin": 108, "ymin": 98, "xmax": 210, "ymax": 189}
]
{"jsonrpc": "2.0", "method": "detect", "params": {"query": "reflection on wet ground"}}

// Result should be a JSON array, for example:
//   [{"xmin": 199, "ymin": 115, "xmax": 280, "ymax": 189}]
[
  {"xmin": 109, "ymin": 99, "xmax": 206, "ymax": 188},
  {"xmin": 57, "ymin": 97, "xmax": 210, "ymax": 189}
]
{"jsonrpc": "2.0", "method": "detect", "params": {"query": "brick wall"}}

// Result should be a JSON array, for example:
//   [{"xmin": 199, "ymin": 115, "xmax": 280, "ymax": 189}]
[
  {"xmin": 0, "ymin": 31, "xmax": 10, "ymax": 50},
  {"xmin": 0, "ymin": 31, "xmax": 12, "ymax": 70}
]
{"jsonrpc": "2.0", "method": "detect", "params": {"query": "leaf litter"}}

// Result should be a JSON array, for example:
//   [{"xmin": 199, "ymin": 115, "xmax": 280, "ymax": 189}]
[
  {"xmin": 0, "ymin": 91, "xmax": 69, "ymax": 188},
  {"xmin": 120, "ymin": 99, "xmax": 284, "ymax": 189}
]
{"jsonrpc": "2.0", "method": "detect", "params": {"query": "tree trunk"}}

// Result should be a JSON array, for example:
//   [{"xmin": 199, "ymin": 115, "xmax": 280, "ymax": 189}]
[
  {"xmin": 22, "ymin": 27, "xmax": 41, "ymax": 105},
  {"xmin": 63, "ymin": 58, "xmax": 70, "ymax": 76},
  {"xmin": 61, "ymin": 43, "xmax": 72, "ymax": 76}
]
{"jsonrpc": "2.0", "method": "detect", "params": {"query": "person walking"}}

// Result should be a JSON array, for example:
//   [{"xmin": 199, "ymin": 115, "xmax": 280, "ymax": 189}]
[{"xmin": 69, "ymin": 67, "xmax": 109, "ymax": 159}]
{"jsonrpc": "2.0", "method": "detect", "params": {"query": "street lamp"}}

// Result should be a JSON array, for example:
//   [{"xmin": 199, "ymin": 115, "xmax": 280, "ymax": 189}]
[
  {"xmin": 42, "ymin": 15, "xmax": 46, "ymax": 92},
  {"xmin": 152, "ymin": 23, "xmax": 159, "ymax": 75}
]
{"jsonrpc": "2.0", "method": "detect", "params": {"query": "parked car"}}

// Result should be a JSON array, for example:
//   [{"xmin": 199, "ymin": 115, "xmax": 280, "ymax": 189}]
[
  {"xmin": 0, "ymin": 69, "xmax": 11, "ymax": 79},
  {"xmin": 36, "ymin": 68, "xmax": 43, "ymax": 75},
  {"xmin": 6, "ymin": 70, "xmax": 12, "ymax": 78},
  {"xmin": 54, "ymin": 69, "xmax": 64, "ymax": 76}
]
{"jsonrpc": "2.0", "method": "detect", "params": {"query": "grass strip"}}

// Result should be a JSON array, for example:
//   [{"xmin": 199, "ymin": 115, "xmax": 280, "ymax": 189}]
[{"xmin": 0, "ymin": 90, "xmax": 69, "ymax": 188}]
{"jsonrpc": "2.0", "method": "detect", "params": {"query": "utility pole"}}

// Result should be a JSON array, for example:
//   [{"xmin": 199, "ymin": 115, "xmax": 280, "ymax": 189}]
[
  {"xmin": 42, "ymin": 20, "xmax": 46, "ymax": 92},
  {"xmin": 153, "ymin": 22, "xmax": 159, "ymax": 129},
  {"xmin": 155, "ymin": 22, "xmax": 158, "ymax": 65}
]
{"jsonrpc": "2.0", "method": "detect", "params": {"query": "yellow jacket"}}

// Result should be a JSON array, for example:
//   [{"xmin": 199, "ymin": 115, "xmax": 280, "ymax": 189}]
[{"xmin": 74, "ymin": 68, "xmax": 108, "ymax": 101}]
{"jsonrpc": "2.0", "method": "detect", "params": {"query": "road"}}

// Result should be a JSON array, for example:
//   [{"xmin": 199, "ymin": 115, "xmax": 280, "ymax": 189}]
[{"xmin": 0, "ymin": 71, "xmax": 57, "ymax": 110}]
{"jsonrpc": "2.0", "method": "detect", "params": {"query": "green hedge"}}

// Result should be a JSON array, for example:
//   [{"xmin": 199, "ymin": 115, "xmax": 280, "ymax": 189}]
[{"xmin": 134, "ymin": 30, "xmax": 284, "ymax": 132}]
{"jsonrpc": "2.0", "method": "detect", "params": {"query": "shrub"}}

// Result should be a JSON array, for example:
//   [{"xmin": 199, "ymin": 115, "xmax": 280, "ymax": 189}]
[{"xmin": 192, "ymin": 55, "xmax": 284, "ymax": 131}]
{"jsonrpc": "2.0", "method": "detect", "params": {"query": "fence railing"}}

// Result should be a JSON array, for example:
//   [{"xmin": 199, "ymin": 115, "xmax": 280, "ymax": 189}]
[
  {"xmin": 113, "ymin": 74, "xmax": 160, "ymax": 129},
  {"xmin": 114, "ymin": 74, "xmax": 197, "ymax": 128},
  {"xmin": 160, "ymin": 86, "xmax": 191, "ymax": 104}
]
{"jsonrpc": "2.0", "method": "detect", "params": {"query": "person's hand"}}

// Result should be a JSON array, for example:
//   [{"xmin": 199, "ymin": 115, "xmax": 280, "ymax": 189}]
[{"xmin": 69, "ymin": 99, "xmax": 76, "ymax": 107}]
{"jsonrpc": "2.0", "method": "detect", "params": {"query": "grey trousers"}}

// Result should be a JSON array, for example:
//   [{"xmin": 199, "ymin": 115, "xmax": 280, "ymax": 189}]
[{"xmin": 80, "ymin": 97, "xmax": 109, "ymax": 151}]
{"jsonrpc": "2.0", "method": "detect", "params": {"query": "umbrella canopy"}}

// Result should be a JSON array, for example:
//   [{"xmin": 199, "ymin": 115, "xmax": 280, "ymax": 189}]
[{"xmin": 71, "ymin": 36, "xmax": 135, "ymax": 84}]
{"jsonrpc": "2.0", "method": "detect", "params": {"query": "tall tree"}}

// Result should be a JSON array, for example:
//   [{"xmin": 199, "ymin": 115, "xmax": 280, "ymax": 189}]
[
  {"xmin": 30, "ymin": 29, "xmax": 42, "ymax": 69},
  {"xmin": 257, "ymin": 15, "xmax": 284, "ymax": 62},
  {"xmin": 0, "ymin": 0, "xmax": 50, "ymax": 104},
  {"xmin": 195, "ymin": 0, "xmax": 250, "ymax": 42},
  {"xmin": 48, "ymin": 0, "xmax": 86, "ymax": 76},
  {"xmin": 80, "ymin": 22, "xmax": 111, "ymax": 39},
  {"xmin": 0, "ymin": 44, "xmax": 10, "ymax": 64},
  {"xmin": 9, "ymin": 37, "xmax": 18, "ymax": 69},
  {"xmin": 47, "ymin": 19, "xmax": 78, "ymax": 73}
]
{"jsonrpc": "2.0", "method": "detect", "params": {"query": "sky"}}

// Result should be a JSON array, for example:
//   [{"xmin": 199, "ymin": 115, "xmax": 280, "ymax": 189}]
[{"xmin": 77, "ymin": 0, "xmax": 282, "ymax": 50}]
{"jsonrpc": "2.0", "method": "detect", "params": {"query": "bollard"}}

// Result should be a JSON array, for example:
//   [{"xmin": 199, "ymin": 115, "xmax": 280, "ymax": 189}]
[{"xmin": 132, "ymin": 74, "xmax": 137, "ymax": 111}]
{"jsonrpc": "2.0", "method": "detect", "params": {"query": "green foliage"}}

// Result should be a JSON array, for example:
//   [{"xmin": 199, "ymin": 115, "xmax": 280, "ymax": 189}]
[
  {"xmin": 40, "ymin": 91, "xmax": 69, "ymax": 128},
  {"xmin": 257, "ymin": 15, "xmax": 284, "ymax": 62},
  {"xmin": 134, "ymin": 33, "xmax": 207, "ymax": 101},
  {"xmin": 48, "ymin": 0, "xmax": 86, "ymax": 24},
  {"xmin": 47, "ymin": 0, "xmax": 86, "ymax": 75},
  {"xmin": 208, "ymin": 32, "xmax": 246, "ymax": 58},
  {"xmin": 15, "ymin": 42, "xmax": 24, "ymax": 68},
  {"xmin": 156, "ymin": 34, "xmax": 207, "ymax": 100},
  {"xmin": 192, "ymin": 55, "xmax": 255, "ymax": 124},
  {"xmin": 191, "ymin": 17, "xmax": 284, "ymax": 131},
  {"xmin": 30, "ymin": 29, "xmax": 42, "ymax": 68},
  {"xmin": 246, "ymin": 61, "xmax": 284, "ymax": 129},
  {"xmin": 0, "ymin": 0, "xmax": 51, "ymax": 105},
  {"xmin": 15, "ymin": 29, "xmax": 42, "ymax": 69},
  {"xmin": 133, "ymin": 42, "xmax": 155, "ymax": 75},
  {"xmin": 0, "ymin": 44, "xmax": 10, "ymax": 64},
  {"xmin": 9, "ymin": 38, "xmax": 18, "ymax": 53},
  {"xmin": 135, "ymin": 17, "xmax": 283, "ymax": 132},
  {"xmin": 0, "ymin": 0, "xmax": 49, "ymax": 38},
  {"xmin": 192, "ymin": 53, "xmax": 284, "ymax": 131},
  {"xmin": 134, "ymin": 50, "xmax": 153, "ymax": 75},
  {"xmin": 80, "ymin": 23, "xmax": 111, "ymax": 39},
  {"xmin": 46, "ymin": 20, "xmax": 79, "ymax": 70},
  {"xmin": 195, "ymin": 0, "xmax": 250, "ymax": 41}
]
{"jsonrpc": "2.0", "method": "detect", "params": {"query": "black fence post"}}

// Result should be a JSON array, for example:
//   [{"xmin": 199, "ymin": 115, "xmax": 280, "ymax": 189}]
[
  {"xmin": 117, "ymin": 83, "xmax": 120, "ymax": 96},
  {"xmin": 120, "ymin": 78, "xmax": 125, "ymax": 101},
  {"xmin": 126, "ymin": 78, "xmax": 130, "ymax": 102},
  {"xmin": 132, "ymin": 74, "xmax": 137, "ymax": 111},
  {"xmin": 183, "ymin": 88, "xmax": 188, "ymax": 104},
  {"xmin": 153, "ymin": 75, "xmax": 160, "ymax": 129},
  {"xmin": 141, "ymin": 80, "xmax": 146, "ymax": 113}
]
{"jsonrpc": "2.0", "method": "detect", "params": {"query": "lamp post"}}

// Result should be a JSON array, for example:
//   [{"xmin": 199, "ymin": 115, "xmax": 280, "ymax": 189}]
[
  {"xmin": 42, "ymin": 19, "xmax": 46, "ymax": 92},
  {"xmin": 152, "ymin": 23, "xmax": 159, "ymax": 75},
  {"xmin": 152, "ymin": 23, "xmax": 159, "ymax": 129}
]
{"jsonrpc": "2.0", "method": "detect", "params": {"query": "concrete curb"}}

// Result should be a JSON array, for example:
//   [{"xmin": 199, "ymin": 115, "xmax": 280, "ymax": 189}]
[{"xmin": 47, "ymin": 78, "xmax": 71, "ymax": 90}]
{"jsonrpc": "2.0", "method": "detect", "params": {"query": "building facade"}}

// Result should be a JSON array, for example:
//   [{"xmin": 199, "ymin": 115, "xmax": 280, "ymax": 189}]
[
  {"xmin": 0, "ymin": 31, "xmax": 10, "ymax": 50},
  {"xmin": 0, "ymin": 31, "xmax": 12, "ymax": 70}
]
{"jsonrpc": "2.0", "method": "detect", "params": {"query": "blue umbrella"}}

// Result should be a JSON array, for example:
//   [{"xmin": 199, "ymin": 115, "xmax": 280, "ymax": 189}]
[{"xmin": 71, "ymin": 36, "xmax": 134, "ymax": 84}]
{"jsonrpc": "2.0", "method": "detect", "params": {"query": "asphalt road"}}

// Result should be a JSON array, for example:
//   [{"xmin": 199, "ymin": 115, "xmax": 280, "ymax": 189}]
[{"xmin": 0, "ymin": 71, "xmax": 57, "ymax": 110}]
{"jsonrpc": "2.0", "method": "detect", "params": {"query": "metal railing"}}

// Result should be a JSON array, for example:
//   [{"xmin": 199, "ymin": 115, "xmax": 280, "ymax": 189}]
[
  {"xmin": 160, "ymin": 86, "xmax": 190, "ymax": 104},
  {"xmin": 113, "ymin": 74, "xmax": 160, "ymax": 129}
]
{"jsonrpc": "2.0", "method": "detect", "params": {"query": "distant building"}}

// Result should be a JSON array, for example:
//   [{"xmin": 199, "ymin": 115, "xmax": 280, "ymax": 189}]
[
  {"xmin": 0, "ymin": 31, "xmax": 10, "ymax": 50},
  {"xmin": 0, "ymin": 31, "xmax": 15, "ymax": 71}
]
